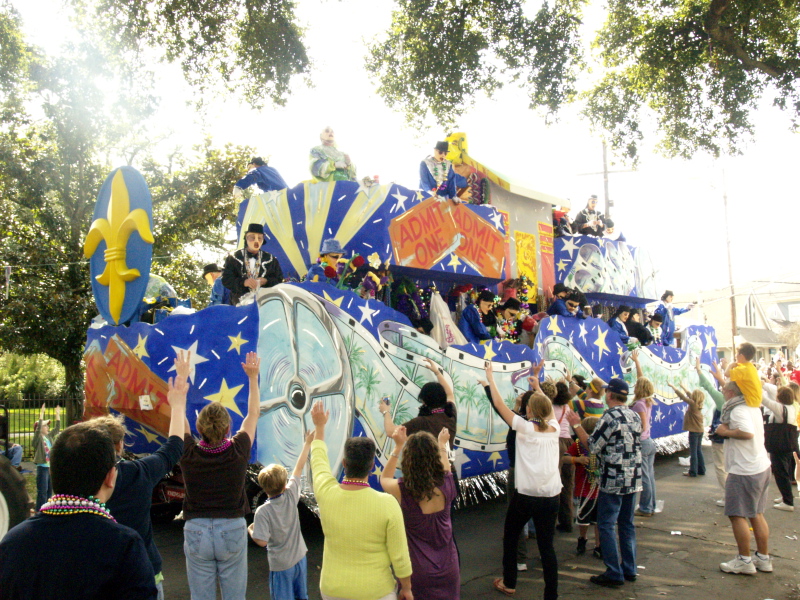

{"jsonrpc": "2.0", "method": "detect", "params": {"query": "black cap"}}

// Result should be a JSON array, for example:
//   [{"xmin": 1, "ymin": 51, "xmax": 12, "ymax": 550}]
[
  {"xmin": 202, "ymin": 263, "xmax": 222, "ymax": 276},
  {"xmin": 553, "ymin": 283, "xmax": 570, "ymax": 296},
  {"xmin": 604, "ymin": 378, "xmax": 629, "ymax": 395},
  {"xmin": 246, "ymin": 223, "xmax": 265, "ymax": 235},
  {"xmin": 434, "ymin": 141, "xmax": 449, "ymax": 153},
  {"xmin": 649, "ymin": 313, "xmax": 663, "ymax": 323},
  {"xmin": 249, "ymin": 157, "xmax": 265, "ymax": 166}
]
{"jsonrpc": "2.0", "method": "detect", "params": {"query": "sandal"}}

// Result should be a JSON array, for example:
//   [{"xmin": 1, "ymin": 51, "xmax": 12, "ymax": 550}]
[{"xmin": 493, "ymin": 578, "xmax": 515, "ymax": 596}]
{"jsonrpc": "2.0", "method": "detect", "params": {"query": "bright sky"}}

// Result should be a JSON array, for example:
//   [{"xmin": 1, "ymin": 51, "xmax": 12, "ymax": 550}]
[{"xmin": 12, "ymin": 0, "xmax": 800, "ymax": 297}]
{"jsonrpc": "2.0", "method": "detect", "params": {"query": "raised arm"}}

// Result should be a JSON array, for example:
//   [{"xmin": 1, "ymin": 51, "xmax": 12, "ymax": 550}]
[
  {"xmin": 527, "ymin": 359, "xmax": 544, "ymax": 393},
  {"xmin": 485, "ymin": 361, "xmax": 514, "ymax": 427},
  {"xmin": 423, "ymin": 358, "xmax": 454, "ymax": 403},
  {"xmin": 632, "ymin": 349, "xmax": 644, "ymax": 379},
  {"xmin": 697, "ymin": 358, "xmax": 725, "ymax": 411},
  {"xmin": 380, "ymin": 426, "xmax": 406, "ymax": 501},
  {"xmin": 667, "ymin": 382, "xmax": 690, "ymax": 403},
  {"xmin": 380, "ymin": 399, "xmax": 398, "ymax": 438},
  {"xmin": 238, "ymin": 352, "xmax": 261, "ymax": 443},
  {"xmin": 168, "ymin": 351, "xmax": 191, "ymax": 439},
  {"xmin": 292, "ymin": 430, "xmax": 315, "ymax": 479},
  {"xmin": 437, "ymin": 427, "xmax": 452, "ymax": 472}
]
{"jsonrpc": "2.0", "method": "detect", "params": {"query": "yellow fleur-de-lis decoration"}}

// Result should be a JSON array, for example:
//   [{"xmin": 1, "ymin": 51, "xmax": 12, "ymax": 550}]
[{"xmin": 83, "ymin": 169, "xmax": 154, "ymax": 324}]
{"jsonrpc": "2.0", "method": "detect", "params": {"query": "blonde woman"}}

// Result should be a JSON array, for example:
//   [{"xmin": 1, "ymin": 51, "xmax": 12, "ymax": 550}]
[
  {"xmin": 669, "ymin": 382, "xmax": 706, "ymax": 477},
  {"xmin": 486, "ymin": 362, "xmax": 561, "ymax": 599},
  {"xmin": 630, "ymin": 351, "xmax": 657, "ymax": 517},
  {"xmin": 180, "ymin": 351, "xmax": 261, "ymax": 600}
]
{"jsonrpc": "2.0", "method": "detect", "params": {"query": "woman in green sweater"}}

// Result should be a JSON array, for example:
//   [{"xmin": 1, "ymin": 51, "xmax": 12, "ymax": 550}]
[{"xmin": 310, "ymin": 402, "xmax": 413, "ymax": 600}]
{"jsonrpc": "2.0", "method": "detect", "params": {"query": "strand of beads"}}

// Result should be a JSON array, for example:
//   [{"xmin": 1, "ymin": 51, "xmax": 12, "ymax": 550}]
[
  {"xmin": 39, "ymin": 494, "xmax": 116, "ymax": 522},
  {"xmin": 341, "ymin": 479, "xmax": 370, "ymax": 487},
  {"xmin": 197, "ymin": 439, "xmax": 232, "ymax": 454},
  {"xmin": 431, "ymin": 408, "xmax": 446, "ymax": 414}
]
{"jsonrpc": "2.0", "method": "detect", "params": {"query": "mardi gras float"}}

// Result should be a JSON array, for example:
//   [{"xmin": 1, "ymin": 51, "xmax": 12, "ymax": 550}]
[{"xmin": 82, "ymin": 134, "xmax": 718, "ymax": 511}]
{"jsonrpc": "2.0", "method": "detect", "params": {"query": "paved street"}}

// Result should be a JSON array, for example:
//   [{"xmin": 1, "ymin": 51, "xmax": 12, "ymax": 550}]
[{"xmin": 155, "ymin": 446, "xmax": 800, "ymax": 599}]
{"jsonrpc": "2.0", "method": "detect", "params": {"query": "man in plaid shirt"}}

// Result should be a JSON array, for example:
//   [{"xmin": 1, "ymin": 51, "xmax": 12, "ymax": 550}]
[{"xmin": 569, "ymin": 378, "xmax": 642, "ymax": 587}]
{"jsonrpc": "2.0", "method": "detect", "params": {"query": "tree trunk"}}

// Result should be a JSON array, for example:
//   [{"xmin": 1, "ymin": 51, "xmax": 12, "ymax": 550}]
[{"xmin": 63, "ymin": 358, "xmax": 84, "ymax": 426}]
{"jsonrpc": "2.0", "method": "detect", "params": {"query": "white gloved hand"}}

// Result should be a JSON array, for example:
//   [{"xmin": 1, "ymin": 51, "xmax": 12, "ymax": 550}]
[
  {"xmin": 334, "ymin": 161, "xmax": 347, "ymax": 170},
  {"xmin": 233, "ymin": 186, "xmax": 244, "ymax": 198}
]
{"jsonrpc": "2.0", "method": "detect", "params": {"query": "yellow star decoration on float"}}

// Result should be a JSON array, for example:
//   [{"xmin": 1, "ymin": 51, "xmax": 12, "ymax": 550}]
[
  {"xmin": 448, "ymin": 253, "xmax": 461, "ymax": 270},
  {"xmin": 132, "ymin": 334, "xmax": 149, "ymax": 359},
  {"xmin": 227, "ymin": 332, "xmax": 249, "ymax": 355},
  {"xmin": 204, "ymin": 379, "xmax": 244, "ymax": 417},
  {"xmin": 547, "ymin": 317, "xmax": 563, "ymax": 335},
  {"xmin": 594, "ymin": 329, "xmax": 610, "ymax": 358},
  {"xmin": 556, "ymin": 259, "xmax": 568, "ymax": 272},
  {"xmin": 322, "ymin": 290, "xmax": 344, "ymax": 307},
  {"xmin": 482, "ymin": 343, "xmax": 497, "ymax": 361},
  {"xmin": 135, "ymin": 425, "xmax": 161, "ymax": 445}
]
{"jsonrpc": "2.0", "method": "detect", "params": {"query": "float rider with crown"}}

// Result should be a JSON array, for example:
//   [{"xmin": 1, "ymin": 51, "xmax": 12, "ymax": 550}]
[
  {"xmin": 420, "ymin": 141, "xmax": 466, "ymax": 202},
  {"xmin": 222, "ymin": 223, "xmax": 283, "ymax": 305}
]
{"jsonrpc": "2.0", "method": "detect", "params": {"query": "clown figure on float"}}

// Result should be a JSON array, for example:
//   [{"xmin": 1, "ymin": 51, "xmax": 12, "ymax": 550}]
[{"xmin": 222, "ymin": 223, "xmax": 283, "ymax": 305}]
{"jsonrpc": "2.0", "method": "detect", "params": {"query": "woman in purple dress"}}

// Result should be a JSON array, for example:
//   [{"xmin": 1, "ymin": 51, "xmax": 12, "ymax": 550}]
[{"xmin": 381, "ymin": 425, "xmax": 459, "ymax": 600}]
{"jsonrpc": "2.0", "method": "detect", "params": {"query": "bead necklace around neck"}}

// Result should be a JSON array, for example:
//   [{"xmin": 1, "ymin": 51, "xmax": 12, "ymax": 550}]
[
  {"xmin": 198, "ymin": 438, "xmax": 232, "ymax": 454},
  {"xmin": 39, "ymin": 494, "xmax": 116, "ymax": 522},
  {"xmin": 341, "ymin": 478, "xmax": 370, "ymax": 488}
]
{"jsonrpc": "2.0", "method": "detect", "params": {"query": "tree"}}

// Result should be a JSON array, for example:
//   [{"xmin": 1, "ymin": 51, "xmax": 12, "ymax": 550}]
[
  {"xmin": 72, "ymin": 0, "xmax": 311, "ymax": 109},
  {"xmin": 367, "ymin": 0, "xmax": 800, "ymax": 161},
  {"xmin": 0, "ymin": 8, "xmax": 253, "ymax": 417}
]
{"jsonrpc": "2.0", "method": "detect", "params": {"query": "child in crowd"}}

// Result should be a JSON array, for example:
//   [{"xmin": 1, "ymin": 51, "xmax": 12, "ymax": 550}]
[
  {"xmin": 564, "ymin": 416, "xmax": 601, "ymax": 558},
  {"xmin": 33, "ymin": 403, "xmax": 61, "ymax": 511},
  {"xmin": 669, "ymin": 383, "xmax": 706, "ymax": 477},
  {"xmin": 248, "ymin": 431, "xmax": 315, "ymax": 600},
  {"xmin": 727, "ymin": 342, "xmax": 762, "ymax": 407}
]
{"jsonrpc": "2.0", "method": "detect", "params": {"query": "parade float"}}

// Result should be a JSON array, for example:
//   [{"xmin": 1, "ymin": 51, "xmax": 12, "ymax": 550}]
[{"xmin": 82, "ymin": 134, "xmax": 719, "ymax": 512}]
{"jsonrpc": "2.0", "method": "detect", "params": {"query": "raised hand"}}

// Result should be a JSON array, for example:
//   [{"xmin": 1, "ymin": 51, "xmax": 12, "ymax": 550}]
[
  {"xmin": 423, "ymin": 357, "xmax": 440, "ymax": 373},
  {"xmin": 566, "ymin": 410, "xmax": 581, "ymax": 427},
  {"xmin": 241, "ymin": 351, "xmax": 260, "ymax": 378},
  {"xmin": 311, "ymin": 401, "xmax": 329, "ymax": 427},
  {"xmin": 484, "ymin": 361, "xmax": 494, "ymax": 380},
  {"xmin": 631, "ymin": 349, "xmax": 640, "ymax": 363},
  {"xmin": 174, "ymin": 350, "xmax": 192, "ymax": 384},
  {"xmin": 438, "ymin": 426, "xmax": 450, "ymax": 447},
  {"xmin": 54, "ymin": 405, "xmax": 61, "ymax": 420},
  {"xmin": 305, "ymin": 430, "xmax": 316, "ymax": 444},
  {"xmin": 392, "ymin": 425, "xmax": 408, "ymax": 447},
  {"xmin": 167, "ymin": 375, "xmax": 189, "ymax": 399},
  {"xmin": 531, "ymin": 359, "xmax": 544, "ymax": 377}
]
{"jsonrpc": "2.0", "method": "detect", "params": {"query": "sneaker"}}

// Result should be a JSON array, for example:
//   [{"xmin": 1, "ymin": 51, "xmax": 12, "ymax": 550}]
[
  {"xmin": 715, "ymin": 499, "xmax": 725, "ymax": 507},
  {"xmin": 634, "ymin": 509, "xmax": 653, "ymax": 517},
  {"xmin": 592, "ymin": 546, "xmax": 603, "ymax": 559},
  {"xmin": 517, "ymin": 562, "xmax": 527, "ymax": 571},
  {"xmin": 773, "ymin": 502, "xmax": 795, "ymax": 512},
  {"xmin": 720, "ymin": 556, "xmax": 757, "ymax": 575},
  {"xmin": 576, "ymin": 537, "xmax": 587, "ymax": 555},
  {"xmin": 752, "ymin": 554, "xmax": 773, "ymax": 573},
  {"xmin": 683, "ymin": 471, "xmax": 697, "ymax": 477}
]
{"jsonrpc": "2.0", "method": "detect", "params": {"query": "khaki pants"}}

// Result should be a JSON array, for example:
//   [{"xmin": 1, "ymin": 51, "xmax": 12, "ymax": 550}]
[{"xmin": 712, "ymin": 442, "xmax": 727, "ymax": 491}]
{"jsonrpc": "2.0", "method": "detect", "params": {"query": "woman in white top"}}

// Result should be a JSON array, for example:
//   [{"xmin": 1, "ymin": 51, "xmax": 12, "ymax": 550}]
[{"xmin": 485, "ymin": 362, "xmax": 562, "ymax": 600}]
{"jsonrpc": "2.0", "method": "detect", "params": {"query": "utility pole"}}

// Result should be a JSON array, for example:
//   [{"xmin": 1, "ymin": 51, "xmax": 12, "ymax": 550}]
[
  {"xmin": 722, "ymin": 169, "xmax": 737, "ymax": 355},
  {"xmin": 576, "ymin": 141, "xmax": 633, "ymax": 219},
  {"xmin": 602, "ymin": 141, "xmax": 612, "ymax": 219}
]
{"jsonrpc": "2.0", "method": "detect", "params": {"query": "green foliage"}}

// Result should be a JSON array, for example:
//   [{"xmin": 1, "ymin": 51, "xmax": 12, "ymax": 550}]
[
  {"xmin": 0, "ymin": 353, "xmax": 65, "ymax": 400},
  {"xmin": 74, "ymin": 0, "xmax": 311, "ymax": 108},
  {"xmin": 367, "ymin": 0, "xmax": 800, "ymax": 160},
  {"xmin": 366, "ymin": 0, "xmax": 585, "ymax": 129},
  {"xmin": 0, "ymin": 9, "xmax": 254, "ymax": 396}
]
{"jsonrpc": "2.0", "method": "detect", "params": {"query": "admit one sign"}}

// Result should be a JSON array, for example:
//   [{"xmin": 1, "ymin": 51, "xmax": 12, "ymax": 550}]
[{"xmin": 388, "ymin": 197, "xmax": 505, "ymax": 278}]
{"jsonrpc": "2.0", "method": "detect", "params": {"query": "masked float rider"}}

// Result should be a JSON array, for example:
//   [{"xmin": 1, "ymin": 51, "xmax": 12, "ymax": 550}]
[
  {"xmin": 222, "ymin": 223, "xmax": 283, "ymax": 305},
  {"xmin": 420, "ymin": 141, "xmax": 467, "ymax": 202},
  {"xmin": 307, "ymin": 238, "xmax": 345, "ymax": 285}
]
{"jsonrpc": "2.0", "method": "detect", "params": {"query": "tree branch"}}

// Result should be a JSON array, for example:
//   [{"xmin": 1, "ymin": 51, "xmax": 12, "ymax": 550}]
[{"xmin": 706, "ymin": 0, "xmax": 786, "ymax": 79}]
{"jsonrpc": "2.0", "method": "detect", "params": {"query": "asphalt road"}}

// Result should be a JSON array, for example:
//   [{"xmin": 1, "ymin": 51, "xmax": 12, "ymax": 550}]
[{"xmin": 155, "ymin": 446, "xmax": 800, "ymax": 599}]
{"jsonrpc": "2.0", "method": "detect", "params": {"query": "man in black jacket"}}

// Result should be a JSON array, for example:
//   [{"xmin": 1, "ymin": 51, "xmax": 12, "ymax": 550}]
[
  {"xmin": 222, "ymin": 223, "xmax": 283, "ymax": 305},
  {"xmin": 572, "ymin": 196, "xmax": 606, "ymax": 237}
]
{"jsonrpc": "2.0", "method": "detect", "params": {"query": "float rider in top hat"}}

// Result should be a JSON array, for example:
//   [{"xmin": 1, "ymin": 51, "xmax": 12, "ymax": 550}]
[
  {"xmin": 222, "ymin": 223, "xmax": 283, "ymax": 305},
  {"xmin": 203, "ymin": 263, "xmax": 230, "ymax": 307}
]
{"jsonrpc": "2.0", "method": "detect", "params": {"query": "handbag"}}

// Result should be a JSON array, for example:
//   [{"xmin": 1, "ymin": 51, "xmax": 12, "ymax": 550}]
[{"xmin": 764, "ymin": 405, "xmax": 800, "ymax": 454}]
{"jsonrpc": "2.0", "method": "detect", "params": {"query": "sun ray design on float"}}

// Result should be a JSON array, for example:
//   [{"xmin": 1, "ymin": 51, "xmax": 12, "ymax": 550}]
[
  {"xmin": 242, "ymin": 189, "xmax": 308, "ymax": 277},
  {"xmin": 334, "ymin": 184, "xmax": 390, "ymax": 248},
  {"xmin": 304, "ymin": 181, "xmax": 335, "ymax": 265}
]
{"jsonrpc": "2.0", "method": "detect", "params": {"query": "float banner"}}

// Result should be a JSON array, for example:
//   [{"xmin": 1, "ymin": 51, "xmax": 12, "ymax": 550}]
[
  {"xmin": 538, "ymin": 222, "xmax": 554, "ymax": 299},
  {"xmin": 514, "ymin": 230, "xmax": 537, "ymax": 287}
]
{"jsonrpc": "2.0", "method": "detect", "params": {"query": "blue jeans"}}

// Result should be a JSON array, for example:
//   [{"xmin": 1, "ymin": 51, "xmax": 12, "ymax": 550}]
[
  {"xmin": 638, "ymin": 438, "xmax": 657, "ymax": 513},
  {"xmin": 688, "ymin": 431, "xmax": 706, "ymax": 476},
  {"xmin": 183, "ymin": 517, "xmax": 248, "ymax": 600},
  {"xmin": 35, "ymin": 466, "xmax": 52, "ymax": 511},
  {"xmin": 4, "ymin": 445, "xmax": 22, "ymax": 467},
  {"xmin": 597, "ymin": 492, "xmax": 637, "ymax": 582}
]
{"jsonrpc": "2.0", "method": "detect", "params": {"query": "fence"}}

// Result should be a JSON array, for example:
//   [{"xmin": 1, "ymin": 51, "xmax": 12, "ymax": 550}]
[{"xmin": 2, "ymin": 397, "xmax": 83, "ymax": 461}]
